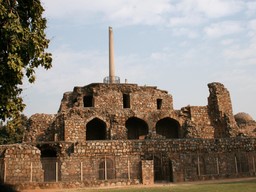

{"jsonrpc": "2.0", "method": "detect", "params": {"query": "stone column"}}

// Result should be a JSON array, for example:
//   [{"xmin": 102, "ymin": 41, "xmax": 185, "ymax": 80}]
[{"xmin": 109, "ymin": 26, "xmax": 115, "ymax": 83}]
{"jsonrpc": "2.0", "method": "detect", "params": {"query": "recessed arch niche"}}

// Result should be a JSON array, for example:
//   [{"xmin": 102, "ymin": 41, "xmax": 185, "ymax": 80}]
[
  {"xmin": 86, "ymin": 118, "xmax": 107, "ymax": 140},
  {"xmin": 125, "ymin": 117, "xmax": 149, "ymax": 139},
  {"xmin": 156, "ymin": 118, "xmax": 180, "ymax": 139}
]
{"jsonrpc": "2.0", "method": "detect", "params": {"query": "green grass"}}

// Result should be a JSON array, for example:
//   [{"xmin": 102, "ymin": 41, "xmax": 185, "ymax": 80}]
[{"xmin": 58, "ymin": 179, "xmax": 256, "ymax": 192}]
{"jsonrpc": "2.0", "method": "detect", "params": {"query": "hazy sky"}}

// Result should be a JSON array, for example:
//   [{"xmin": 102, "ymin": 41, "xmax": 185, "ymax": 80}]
[{"xmin": 23, "ymin": 0, "xmax": 256, "ymax": 119}]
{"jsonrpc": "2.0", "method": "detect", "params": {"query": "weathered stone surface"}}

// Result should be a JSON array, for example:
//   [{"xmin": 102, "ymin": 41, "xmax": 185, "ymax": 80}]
[
  {"xmin": 0, "ymin": 144, "xmax": 43, "ymax": 183},
  {"xmin": 207, "ymin": 82, "xmax": 239, "ymax": 137},
  {"xmin": 24, "ymin": 113, "xmax": 56, "ymax": 142},
  {"xmin": 235, "ymin": 112, "xmax": 256, "ymax": 137},
  {"xmin": 141, "ymin": 160, "xmax": 154, "ymax": 185},
  {"xmin": 1, "ymin": 82, "xmax": 256, "ymax": 189}
]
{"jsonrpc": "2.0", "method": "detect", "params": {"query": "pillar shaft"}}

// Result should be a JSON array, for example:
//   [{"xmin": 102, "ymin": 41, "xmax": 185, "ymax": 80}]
[{"xmin": 109, "ymin": 27, "xmax": 115, "ymax": 83}]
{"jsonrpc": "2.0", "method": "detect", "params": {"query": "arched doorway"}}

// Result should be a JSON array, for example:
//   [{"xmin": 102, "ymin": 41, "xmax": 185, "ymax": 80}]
[
  {"xmin": 156, "ymin": 118, "xmax": 180, "ymax": 139},
  {"xmin": 38, "ymin": 145, "xmax": 60, "ymax": 182},
  {"xmin": 86, "ymin": 118, "xmax": 107, "ymax": 140},
  {"xmin": 125, "ymin": 117, "xmax": 148, "ymax": 139}
]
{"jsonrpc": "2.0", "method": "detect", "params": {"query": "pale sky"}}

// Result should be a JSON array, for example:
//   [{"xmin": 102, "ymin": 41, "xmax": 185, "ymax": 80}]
[{"xmin": 23, "ymin": 0, "xmax": 256, "ymax": 120}]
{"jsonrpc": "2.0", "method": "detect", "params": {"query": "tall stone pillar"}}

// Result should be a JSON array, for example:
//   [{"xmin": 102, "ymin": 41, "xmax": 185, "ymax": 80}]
[{"xmin": 109, "ymin": 26, "xmax": 115, "ymax": 83}]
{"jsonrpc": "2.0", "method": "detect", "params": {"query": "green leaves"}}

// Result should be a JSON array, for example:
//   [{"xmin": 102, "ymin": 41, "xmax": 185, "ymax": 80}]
[
  {"xmin": 0, "ymin": 114, "xmax": 28, "ymax": 144},
  {"xmin": 0, "ymin": 0, "xmax": 52, "ymax": 120}
]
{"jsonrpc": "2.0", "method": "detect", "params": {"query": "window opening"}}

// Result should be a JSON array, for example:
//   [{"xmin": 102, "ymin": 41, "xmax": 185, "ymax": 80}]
[
  {"xmin": 83, "ymin": 95, "xmax": 93, "ymax": 107},
  {"xmin": 123, "ymin": 94, "xmax": 130, "ymax": 108},
  {"xmin": 86, "ymin": 118, "xmax": 106, "ymax": 140},
  {"xmin": 157, "ymin": 99, "xmax": 162, "ymax": 109}
]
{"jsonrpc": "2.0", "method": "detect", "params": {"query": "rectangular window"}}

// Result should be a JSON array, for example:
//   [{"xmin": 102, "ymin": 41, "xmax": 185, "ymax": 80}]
[
  {"xmin": 84, "ymin": 95, "xmax": 93, "ymax": 107},
  {"xmin": 157, "ymin": 99, "xmax": 162, "ymax": 110},
  {"xmin": 123, "ymin": 94, "xmax": 130, "ymax": 108}
]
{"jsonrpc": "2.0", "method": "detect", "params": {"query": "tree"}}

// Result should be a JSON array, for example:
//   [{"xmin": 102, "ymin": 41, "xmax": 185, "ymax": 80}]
[
  {"xmin": 0, "ymin": 0, "xmax": 52, "ymax": 121},
  {"xmin": 0, "ymin": 114, "xmax": 28, "ymax": 144}
]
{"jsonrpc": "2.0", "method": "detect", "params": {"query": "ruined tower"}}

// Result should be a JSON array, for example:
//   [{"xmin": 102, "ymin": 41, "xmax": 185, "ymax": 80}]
[{"xmin": 207, "ymin": 82, "xmax": 239, "ymax": 137}]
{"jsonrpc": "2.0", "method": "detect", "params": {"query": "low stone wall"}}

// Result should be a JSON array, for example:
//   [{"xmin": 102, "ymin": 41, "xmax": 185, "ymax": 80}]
[
  {"xmin": 58, "ymin": 138, "xmax": 256, "ymax": 183},
  {"xmin": 0, "ymin": 137, "xmax": 256, "ymax": 188},
  {"xmin": 0, "ymin": 144, "xmax": 43, "ymax": 183},
  {"xmin": 16, "ymin": 179, "xmax": 140, "ymax": 191}
]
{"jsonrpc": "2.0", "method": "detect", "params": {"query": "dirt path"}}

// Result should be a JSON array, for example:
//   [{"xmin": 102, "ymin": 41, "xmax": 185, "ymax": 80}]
[{"xmin": 21, "ymin": 177, "xmax": 256, "ymax": 192}]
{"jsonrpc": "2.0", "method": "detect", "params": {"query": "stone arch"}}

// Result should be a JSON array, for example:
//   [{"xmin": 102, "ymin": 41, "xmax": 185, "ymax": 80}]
[
  {"xmin": 86, "ymin": 118, "xmax": 107, "ymax": 140},
  {"xmin": 126, "ymin": 117, "xmax": 149, "ymax": 139},
  {"xmin": 156, "ymin": 117, "xmax": 180, "ymax": 139}
]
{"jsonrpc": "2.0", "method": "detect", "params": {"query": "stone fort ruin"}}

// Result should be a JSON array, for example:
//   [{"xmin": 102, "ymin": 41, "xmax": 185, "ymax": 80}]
[{"xmin": 0, "ymin": 27, "xmax": 256, "ymax": 188}]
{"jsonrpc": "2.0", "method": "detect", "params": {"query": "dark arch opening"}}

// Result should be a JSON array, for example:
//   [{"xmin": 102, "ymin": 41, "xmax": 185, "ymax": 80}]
[
  {"xmin": 86, "ymin": 118, "xmax": 106, "ymax": 140},
  {"xmin": 125, "ymin": 117, "xmax": 148, "ymax": 139},
  {"xmin": 37, "ymin": 144, "xmax": 57, "ymax": 158},
  {"xmin": 156, "ymin": 118, "xmax": 180, "ymax": 139}
]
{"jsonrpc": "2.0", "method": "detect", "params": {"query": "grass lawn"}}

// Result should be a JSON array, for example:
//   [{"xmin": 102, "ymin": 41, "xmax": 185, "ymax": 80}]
[{"xmin": 58, "ymin": 178, "xmax": 256, "ymax": 192}]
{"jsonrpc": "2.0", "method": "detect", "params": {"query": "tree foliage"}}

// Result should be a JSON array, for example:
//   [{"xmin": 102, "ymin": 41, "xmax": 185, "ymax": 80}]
[
  {"xmin": 0, "ymin": 0, "xmax": 52, "ymax": 121},
  {"xmin": 0, "ymin": 114, "xmax": 27, "ymax": 144}
]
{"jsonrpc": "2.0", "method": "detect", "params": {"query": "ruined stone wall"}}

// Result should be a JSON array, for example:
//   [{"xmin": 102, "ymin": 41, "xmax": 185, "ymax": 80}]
[
  {"xmin": 93, "ymin": 85, "xmax": 123, "ymax": 109},
  {"xmin": 56, "ymin": 138, "xmax": 256, "ymax": 183},
  {"xmin": 207, "ymin": 82, "xmax": 238, "ymax": 137},
  {"xmin": 1, "ymin": 138, "xmax": 256, "ymax": 186},
  {"xmin": 183, "ymin": 106, "xmax": 214, "ymax": 138},
  {"xmin": 130, "ymin": 87, "xmax": 173, "ymax": 112},
  {"xmin": 58, "ymin": 108, "xmax": 182, "ymax": 142},
  {"xmin": 58, "ymin": 83, "xmax": 173, "ymax": 113},
  {"xmin": 24, "ymin": 114, "xmax": 56, "ymax": 143},
  {"xmin": 25, "ymin": 82, "xmax": 248, "ymax": 143},
  {"xmin": 64, "ymin": 116, "xmax": 85, "ymax": 142},
  {"xmin": 0, "ymin": 144, "xmax": 43, "ymax": 183}
]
